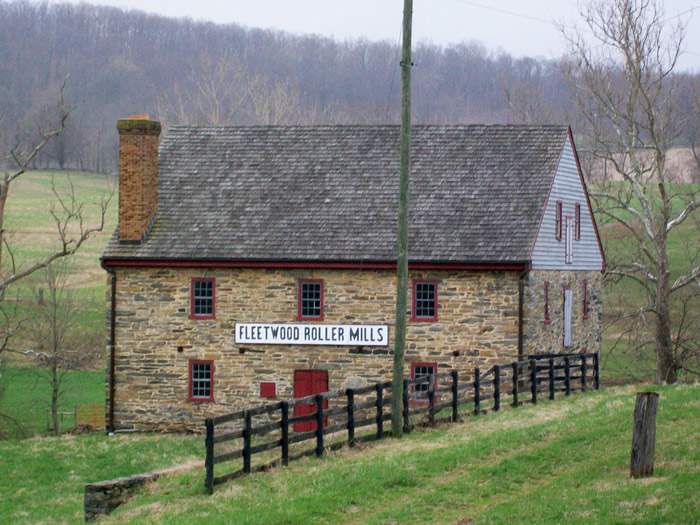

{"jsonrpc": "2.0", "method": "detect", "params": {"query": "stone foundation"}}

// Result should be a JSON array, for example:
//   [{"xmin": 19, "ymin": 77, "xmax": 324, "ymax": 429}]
[{"xmin": 84, "ymin": 461, "xmax": 201, "ymax": 521}]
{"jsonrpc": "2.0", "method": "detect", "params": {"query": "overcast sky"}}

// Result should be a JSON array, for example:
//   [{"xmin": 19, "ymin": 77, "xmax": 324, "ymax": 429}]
[{"xmin": 55, "ymin": 0, "xmax": 699, "ymax": 71}]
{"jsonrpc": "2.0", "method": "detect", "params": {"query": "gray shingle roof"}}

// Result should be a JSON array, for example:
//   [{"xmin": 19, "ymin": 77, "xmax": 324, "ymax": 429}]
[{"xmin": 102, "ymin": 125, "xmax": 569, "ymax": 264}]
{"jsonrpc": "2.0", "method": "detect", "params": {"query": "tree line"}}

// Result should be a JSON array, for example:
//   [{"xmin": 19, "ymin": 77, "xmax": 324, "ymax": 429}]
[{"xmin": 2, "ymin": 0, "xmax": 695, "ymax": 173}]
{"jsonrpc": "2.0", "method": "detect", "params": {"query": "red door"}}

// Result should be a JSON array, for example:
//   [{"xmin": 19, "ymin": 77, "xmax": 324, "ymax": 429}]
[{"xmin": 293, "ymin": 370, "xmax": 328, "ymax": 432}]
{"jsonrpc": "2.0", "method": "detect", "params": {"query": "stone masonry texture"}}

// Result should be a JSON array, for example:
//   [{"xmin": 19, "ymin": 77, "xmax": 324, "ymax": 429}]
[{"xmin": 107, "ymin": 267, "xmax": 601, "ymax": 431}]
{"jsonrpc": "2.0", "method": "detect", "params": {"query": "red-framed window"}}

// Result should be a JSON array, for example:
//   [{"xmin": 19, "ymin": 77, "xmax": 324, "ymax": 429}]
[
  {"xmin": 544, "ymin": 281, "xmax": 551, "ymax": 323},
  {"xmin": 411, "ymin": 362, "xmax": 438, "ymax": 393},
  {"xmin": 188, "ymin": 360, "xmax": 214, "ymax": 402},
  {"xmin": 575, "ymin": 203, "xmax": 581, "ymax": 240},
  {"xmin": 297, "ymin": 279, "xmax": 324, "ymax": 320},
  {"xmin": 259, "ymin": 381, "xmax": 277, "ymax": 399},
  {"xmin": 411, "ymin": 280, "xmax": 438, "ymax": 321},
  {"xmin": 582, "ymin": 280, "xmax": 589, "ymax": 319},
  {"xmin": 190, "ymin": 278, "xmax": 215, "ymax": 319},
  {"xmin": 555, "ymin": 200, "xmax": 563, "ymax": 240}
]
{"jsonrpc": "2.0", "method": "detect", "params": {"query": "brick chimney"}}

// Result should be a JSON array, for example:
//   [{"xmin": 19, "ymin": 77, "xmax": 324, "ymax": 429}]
[{"xmin": 116, "ymin": 116, "xmax": 161, "ymax": 244}]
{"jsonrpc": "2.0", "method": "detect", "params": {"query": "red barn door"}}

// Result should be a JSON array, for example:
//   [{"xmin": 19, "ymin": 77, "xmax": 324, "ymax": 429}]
[{"xmin": 293, "ymin": 370, "xmax": 328, "ymax": 432}]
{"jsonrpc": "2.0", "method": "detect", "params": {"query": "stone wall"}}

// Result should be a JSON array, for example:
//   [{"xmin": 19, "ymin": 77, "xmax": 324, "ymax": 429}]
[
  {"xmin": 84, "ymin": 461, "xmax": 201, "ymax": 521},
  {"xmin": 109, "ymin": 267, "xmax": 523, "ymax": 431},
  {"xmin": 523, "ymin": 270, "xmax": 602, "ymax": 355}
]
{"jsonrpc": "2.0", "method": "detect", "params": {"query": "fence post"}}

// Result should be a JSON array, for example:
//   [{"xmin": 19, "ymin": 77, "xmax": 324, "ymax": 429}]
[
  {"xmin": 243, "ymin": 411, "xmax": 252, "ymax": 474},
  {"xmin": 281, "ymin": 402, "xmax": 289, "ymax": 466},
  {"xmin": 315, "ymin": 395, "xmax": 324, "ymax": 457},
  {"xmin": 549, "ymin": 358, "xmax": 555, "ymax": 401},
  {"xmin": 564, "ymin": 356, "xmax": 571, "ymax": 396},
  {"xmin": 474, "ymin": 367, "xmax": 481, "ymax": 415},
  {"xmin": 403, "ymin": 379, "xmax": 410, "ymax": 434},
  {"xmin": 347, "ymin": 389, "xmax": 355, "ymax": 447},
  {"xmin": 451, "ymin": 370, "xmax": 459, "ymax": 422},
  {"xmin": 494, "ymin": 365, "xmax": 501, "ymax": 411},
  {"xmin": 581, "ymin": 354, "xmax": 587, "ymax": 392},
  {"xmin": 205, "ymin": 418, "xmax": 214, "ymax": 494},
  {"xmin": 630, "ymin": 391, "xmax": 659, "ymax": 478},
  {"xmin": 512, "ymin": 362, "xmax": 519, "ymax": 407},
  {"xmin": 428, "ymin": 375, "xmax": 435, "ymax": 426},
  {"xmin": 530, "ymin": 359, "xmax": 537, "ymax": 404},
  {"xmin": 376, "ymin": 383, "xmax": 384, "ymax": 439},
  {"xmin": 594, "ymin": 352, "xmax": 600, "ymax": 390}
]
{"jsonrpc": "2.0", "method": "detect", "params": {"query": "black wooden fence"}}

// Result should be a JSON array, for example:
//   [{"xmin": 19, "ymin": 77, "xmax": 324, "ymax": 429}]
[{"xmin": 204, "ymin": 352, "xmax": 600, "ymax": 493}]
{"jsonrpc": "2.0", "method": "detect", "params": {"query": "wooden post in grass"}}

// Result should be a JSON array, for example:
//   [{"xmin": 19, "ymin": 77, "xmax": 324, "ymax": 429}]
[
  {"xmin": 243, "ymin": 411, "xmax": 252, "ymax": 474},
  {"xmin": 315, "ymin": 395, "xmax": 324, "ymax": 457},
  {"xmin": 376, "ymin": 383, "xmax": 384, "ymax": 439},
  {"xmin": 347, "ymin": 389, "xmax": 355, "ymax": 447},
  {"xmin": 530, "ymin": 360, "xmax": 537, "ymax": 404},
  {"xmin": 402, "ymin": 379, "xmax": 410, "ymax": 434},
  {"xmin": 281, "ymin": 402, "xmax": 289, "ymax": 465},
  {"xmin": 511, "ymin": 362, "xmax": 519, "ymax": 407},
  {"xmin": 494, "ymin": 365, "xmax": 501, "ymax": 411},
  {"xmin": 204, "ymin": 418, "xmax": 214, "ymax": 494},
  {"xmin": 630, "ymin": 391, "xmax": 659, "ymax": 478},
  {"xmin": 451, "ymin": 370, "xmax": 459, "ymax": 422},
  {"xmin": 474, "ymin": 367, "xmax": 480, "ymax": 415},
  {"xmin": 548, "ymin": 358, "xmax": 555, "ymax": 400}
]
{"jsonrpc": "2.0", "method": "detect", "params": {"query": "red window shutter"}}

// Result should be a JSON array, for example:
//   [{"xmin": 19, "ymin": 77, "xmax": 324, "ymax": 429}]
[
  {"xmin": 260, "ymin": 381, "xmax": 277, "ymax": 398},
  {"xmin": 582, "ymin": 280, "xmax": 589, "ymax": 319},
  {"xmin": 555, "ymin": 201, "xmax": 563, "ymax": 240},
  {"xmin": 544, "ymin": 282, "xmax": 551, "ymax": 323},
  {"xmin": 575, "ymin": 203, "xmax": 581, "ymax": 240}
]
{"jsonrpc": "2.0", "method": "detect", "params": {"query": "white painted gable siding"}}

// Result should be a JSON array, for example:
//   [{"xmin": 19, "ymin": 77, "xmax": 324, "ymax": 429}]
[{"xmin": 531, "ymin": 136, "xmax": 604, "ymax": 271}]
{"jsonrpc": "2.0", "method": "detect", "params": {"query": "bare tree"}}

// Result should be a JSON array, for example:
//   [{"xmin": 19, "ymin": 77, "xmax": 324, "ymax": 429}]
[
  {"xmin": 0, "ymin": 79, "xmax": 112, "ymax": 299},
  {"xmin": 28, "ymin": 262, "xmax": 89, "ymax": 436},
  {"xmin": 563, "ymin": 0, "xmax": 700, "ymax": 383}
]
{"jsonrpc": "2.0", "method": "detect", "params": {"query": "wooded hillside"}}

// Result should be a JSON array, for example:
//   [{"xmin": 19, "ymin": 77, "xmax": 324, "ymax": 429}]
[{"xmin": 1, "ymin": 1, "xmax": 698, "ymax": 174}]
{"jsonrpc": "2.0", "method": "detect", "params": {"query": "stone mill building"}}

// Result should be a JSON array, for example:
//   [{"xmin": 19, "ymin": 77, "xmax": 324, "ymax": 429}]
[{"xmin": 101, "ymin": 117, "xmax": 605, "ymax": 432}]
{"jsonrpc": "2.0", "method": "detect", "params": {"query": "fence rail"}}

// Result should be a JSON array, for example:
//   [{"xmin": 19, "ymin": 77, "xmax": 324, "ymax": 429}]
[{"xmin": 204, "ymin": 352, "xmax": 599, "ymax": 493}]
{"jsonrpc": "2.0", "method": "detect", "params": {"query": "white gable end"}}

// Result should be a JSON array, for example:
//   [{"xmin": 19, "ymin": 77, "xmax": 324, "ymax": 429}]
[{"xmin": 531, "ymin": 136, "xmax": 604, "ymax": 271}]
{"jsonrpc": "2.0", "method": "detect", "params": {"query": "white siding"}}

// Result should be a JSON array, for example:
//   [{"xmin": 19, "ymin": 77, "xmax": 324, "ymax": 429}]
[{"xmin": 531, "ymin": 137, "xmax": 604, "ymax": 271}]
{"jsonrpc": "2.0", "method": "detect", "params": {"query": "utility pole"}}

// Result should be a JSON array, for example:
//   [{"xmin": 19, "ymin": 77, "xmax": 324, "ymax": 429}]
[{"xmin": 391, "ymin": 0, "xmax": 413, "ymax": 438}]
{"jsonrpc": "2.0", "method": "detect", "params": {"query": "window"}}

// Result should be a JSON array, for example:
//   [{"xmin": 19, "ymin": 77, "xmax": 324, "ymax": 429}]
[
  {"xmin": 411, "ymin": 280, "xmax": 438, "ymax": 321},
  {"xmin": 565, "ymin": 216, "xmax": 574, "ymax": 264},
  {"xmin": 190, "ymin": 278, "xmax": 215, "ymax": 319},
  {"xmin": 582, "ymin": 280, "xmax": 589, "ymax": 319},
  {"xmin": 411, "ymin": 362, "xmax": 437, "ymax": 393},
  {"xmin": 189, "ymin": 360, "xmax": 213, "ymax": 401},
  {"xmin": 260, "ymin": 381, "xmax": 277, "ymax": 399},
  {"xmin": 575, "ymin": 203, "xmax": 581, "ymax": 241},
  {"xmin": 563, "ymin": 287, "xmax": 573, "ymax": 348},
  {"xmin": 544, "ymin": 282, "xmax": 551, "ymax": 323},
  {"xmin": 555, "ymin": 200, "xmax": 563, "ymax": 240},
  {"xmin": 297, "ymin": 280, "xmax": 323, "ymax": 320}
]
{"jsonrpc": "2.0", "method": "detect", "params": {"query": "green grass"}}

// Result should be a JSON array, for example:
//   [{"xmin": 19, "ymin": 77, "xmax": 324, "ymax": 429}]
[
  {"xmin": 74, "ymin": 383, "xmax": 700, "ymax": 524},
  {"xmin": 2, "ymin": 170, "xmax": 116, "ymax": 349},
  {"xmin": 0, "ymin": 366, "xmax": 105, "ymax": 437},
  {"xmin": 0, "ymin": 432, "xmax": 202, "ymax": 523}
]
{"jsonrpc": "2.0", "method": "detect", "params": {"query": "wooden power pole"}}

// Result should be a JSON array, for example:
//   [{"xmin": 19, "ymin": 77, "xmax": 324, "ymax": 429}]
[{"xmin": 391, "ymin": 0, "xmax": 413, "ymax": 438}]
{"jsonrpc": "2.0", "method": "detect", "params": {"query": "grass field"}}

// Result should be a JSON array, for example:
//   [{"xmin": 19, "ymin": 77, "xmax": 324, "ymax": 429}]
[
  {"xmin": 0, "ymin": 366, "xmax": 105, "ymax": 437},
  {"xmin": 0, "ymin": 383, "xmax": 696, "ymax": 524},
  {"xmin": 2, "ymin": 170, "xmax": 116, "ymax": 342}
]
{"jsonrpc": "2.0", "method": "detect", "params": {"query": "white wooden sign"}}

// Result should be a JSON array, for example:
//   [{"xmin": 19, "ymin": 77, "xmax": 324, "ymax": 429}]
[{"xmin": 235, "ymin": 323, "xmax": 389, "ymax": 346}]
